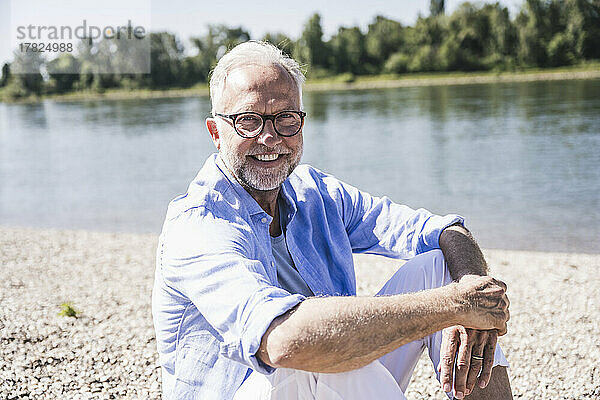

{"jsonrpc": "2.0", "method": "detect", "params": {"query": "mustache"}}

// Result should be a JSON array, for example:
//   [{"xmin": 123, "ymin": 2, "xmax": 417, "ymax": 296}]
[{"xmin": 246, "ymin": 145, "xmax": 291, "ymax": 155}]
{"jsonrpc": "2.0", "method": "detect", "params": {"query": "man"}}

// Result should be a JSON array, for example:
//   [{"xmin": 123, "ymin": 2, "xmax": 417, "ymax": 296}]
[{"xmin": 152, "ymin": 41, "xmax": 512, "ymax": 400}]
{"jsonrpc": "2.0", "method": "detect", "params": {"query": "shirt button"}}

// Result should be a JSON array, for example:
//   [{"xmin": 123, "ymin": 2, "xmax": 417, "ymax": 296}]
[{"xmin": 261, "ymin": 217, "xmax": 268, "ymax": 223}]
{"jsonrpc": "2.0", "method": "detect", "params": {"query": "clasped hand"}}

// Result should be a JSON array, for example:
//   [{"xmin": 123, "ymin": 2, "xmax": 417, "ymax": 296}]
[
  {"xmin": 439, "ymin": 274, "xmax": 510, "ymax": 398},
  {"xmin": 439, "ymin": 326, "xmax": 498, "ymax": 398}
]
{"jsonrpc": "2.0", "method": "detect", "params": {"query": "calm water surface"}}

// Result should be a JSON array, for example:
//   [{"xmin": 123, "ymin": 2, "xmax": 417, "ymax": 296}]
[{"xmin": 1, "ymin": 79, "xmax": 598, "ymax": 253}]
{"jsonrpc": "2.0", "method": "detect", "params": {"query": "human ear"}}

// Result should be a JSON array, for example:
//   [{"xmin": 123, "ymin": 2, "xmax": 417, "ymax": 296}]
[{"xmin": 206, "ymin": 118, "xmax": 221, "ymax": 150}]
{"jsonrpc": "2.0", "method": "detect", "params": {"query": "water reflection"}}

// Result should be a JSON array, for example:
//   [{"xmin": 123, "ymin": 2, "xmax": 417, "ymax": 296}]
[
  {"xmin": 76, "ymin": 97, "xmax": 212, "ymax": 135},
  {"xmin": 304, "ymin": 91, "xmax": 330, "ymax": 121},
  {"xmin": 303, "ymin": 79, "xmax": 599, "ymax": 253},
  {"xmin": 7, "ymin": 102, "xmax": 48, "ymax": 130}
]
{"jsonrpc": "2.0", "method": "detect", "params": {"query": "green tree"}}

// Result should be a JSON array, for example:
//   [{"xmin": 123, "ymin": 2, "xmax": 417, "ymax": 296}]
[
  {"xmin": 439, "ymin": 2, "xmax": 517, "ymax": 70},
  {"xmin": 365, "ymin": 16, "xmax": 405, "ymax": 71},
  {"xmin": 73, "ymin": 39, "xmax": 94, "ymax": 89},
  {"xmin": 408, "ymin": 45, "xmax": 441, "ymax": 71},
  {"xmin": 71, "ymin": 38, "xmax": 122, "ymax": 91},
  {"xmin": 295, "ymin": 13, "xmax": 329, "ymax": 70},
  {"xmin": 563, "ymin": 0, "xmax": 600, "ymax": 60},
  {"xmin": 383, "ymin": 52, "xmax": 411, "ymax": 73},
  {"xmin": 184, "ymin": 29, "xmax": 219, "ymax": 85},
  {"xmin": 486, "ymin": 3, "xmax": 518, "ymax": 61},
  {"xmin": 547, "ymin": 32, "xmax": 575, "ymax": 66},
  {"xmin": 218, "ymin": 26, "xmax": 251, "ymax": 52},
  {"xmin": 430, "ymin": 0, "xmax": 446, "ymax": 17},
  {"xmin": 150, "ymin": 32, "xmax": 184, "ymax": 87},
  {"xmin": 411, "ymin": 15, "xmax": 446, "ymax": 49},
  {"xmin": 8, "ymin": 50, "xmax": 45, "ymax": 96},
  {"xmin": 447, "ymin": 3, "xmax": 488, "ymax": 57},
  {"xmin": 402, "ymin": 15, "xmax": 447, "ymax": 71},
  {"xmin": 516, "ymin": 0, "xmax": 550, "ymax": 66},
  {"xmin": 46, "ymin": 54, "xmax": 81, "ymax": 93},
  {"xmin": 328, "ymin": 27, "xmax": 366, "ymax": 74},
  {"xmin": 185, "ymin": 25, "xmax": 250, "ymax": 85},
  {"xmin": 262, "ymin": 32, "xmax": 294, "ymax": 55},
  {"xmin": 0, "ymin": 63, "xmax": 9, "ymax": 87}
]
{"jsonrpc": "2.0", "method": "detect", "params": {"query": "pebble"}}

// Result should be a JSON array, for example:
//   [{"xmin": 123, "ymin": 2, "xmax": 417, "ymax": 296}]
[{"xmin": 1, "ymin": 227, "xmax": 599, "ymax": 399}]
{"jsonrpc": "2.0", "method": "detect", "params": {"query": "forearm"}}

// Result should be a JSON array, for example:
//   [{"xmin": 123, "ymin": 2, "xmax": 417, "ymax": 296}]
[
  {"xmin": 258, "ymin": 286, "xmax": 462, "ymax": 373},
  {"xmin": 439, "ymin": 224, "xmax": 488, "ymax": 280}
]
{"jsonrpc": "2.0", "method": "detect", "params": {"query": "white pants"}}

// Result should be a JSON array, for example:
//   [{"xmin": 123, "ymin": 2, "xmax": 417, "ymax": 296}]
[{"xmin": 234, "ymin": 250, "xmax": 508, "ymax": 400}]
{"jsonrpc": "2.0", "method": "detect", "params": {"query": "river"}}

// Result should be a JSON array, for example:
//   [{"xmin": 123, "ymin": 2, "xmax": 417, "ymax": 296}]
[{"xmin": 1, "ymin": 79, "xmax": 598, "ymax": 252}]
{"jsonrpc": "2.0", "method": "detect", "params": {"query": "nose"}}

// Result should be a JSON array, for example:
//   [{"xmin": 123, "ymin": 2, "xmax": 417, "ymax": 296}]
[{"xmin": 256, "ymin": 119, "xmax": 282, "ymax": 147}]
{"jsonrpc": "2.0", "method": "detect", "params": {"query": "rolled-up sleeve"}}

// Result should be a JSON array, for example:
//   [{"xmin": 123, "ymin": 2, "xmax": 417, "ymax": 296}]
[
  {"xmin": 158, "ymin": 207, "xmax": 304, "ymax": 373},
  {"xmin": 336, "ymin": 180, "xmax": 464, "ymax": 258}
]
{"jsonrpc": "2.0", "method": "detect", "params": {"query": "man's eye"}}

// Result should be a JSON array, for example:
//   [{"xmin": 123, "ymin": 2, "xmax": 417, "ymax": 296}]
[{"xmin": 239, "ymin": 115, "xmax": 260, "ymax": 122}]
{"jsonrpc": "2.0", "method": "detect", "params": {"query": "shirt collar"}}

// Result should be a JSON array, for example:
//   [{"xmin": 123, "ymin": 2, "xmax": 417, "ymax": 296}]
[
  {"xmin": 280, "ymin": 178, "xmax": 298, "ymax": 219},
  {"xmin": 214, "ymin": 153, "xmax": 270, "ymax": 219},
  {"xmin": 213, "ymin": 153, "xmax": 298, "ymax": 222}
]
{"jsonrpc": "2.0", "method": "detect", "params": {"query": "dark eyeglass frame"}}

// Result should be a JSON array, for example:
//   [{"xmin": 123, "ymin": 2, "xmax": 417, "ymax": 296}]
[{"xmin": 215, "ymin": 110, "xmax": 307, "ymax": 138}]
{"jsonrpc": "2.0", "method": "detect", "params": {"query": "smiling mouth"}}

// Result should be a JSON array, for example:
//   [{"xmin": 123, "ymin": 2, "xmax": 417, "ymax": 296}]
[{"xmin": 251, "ymin": 154, "xmax": 281, "ymax": 162}]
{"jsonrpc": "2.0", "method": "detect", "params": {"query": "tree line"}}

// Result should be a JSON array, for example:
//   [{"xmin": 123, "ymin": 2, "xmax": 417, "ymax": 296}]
[{"xmin": 1, "ymin": 0, "xmax": 599, "ymax": 100}]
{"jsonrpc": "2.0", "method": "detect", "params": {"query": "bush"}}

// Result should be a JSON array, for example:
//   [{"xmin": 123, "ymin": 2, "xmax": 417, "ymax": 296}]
[
  {"xmin": 547, "ymin": 33, "xmax": 575, "ymax": 67},
  {"xmin": 305, "ymin": 66, "xmax": 334, "ymax": 80},
  {"xmin": 119, "ymin": 77, "xmax": 144, "ymax": 90},
  {"xmin": 482, "ymin": 54, "xmax": 517, "ymax": 72},
  {"xmin": 1, "ymin": 79, "xmax": 31, "ymax": 100},
  {"xmin": 332, "ymin": 72, "xmax": 356, "ymax": 83},
  {"xmin": 437, "ymin": 40, "xmax": 461, "ymax": 71},
  {"xmin": 408, "ymin": 45, "xmax": 440, "ymax": 72},
  {"xmin": 383, "ymin": 52, "xmax": 411, "ymax": 74}
]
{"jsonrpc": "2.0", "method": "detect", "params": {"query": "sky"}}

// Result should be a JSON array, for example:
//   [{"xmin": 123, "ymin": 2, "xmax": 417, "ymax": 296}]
[{"xmin": 0, "ymin": 0, "xmax": 524, "ymax": 66}]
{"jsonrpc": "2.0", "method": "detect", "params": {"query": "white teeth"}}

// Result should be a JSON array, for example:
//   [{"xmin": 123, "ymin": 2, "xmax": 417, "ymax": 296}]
[{"xmin": 254, "ymin": 154, "xmax": 279, "ymax": 161}]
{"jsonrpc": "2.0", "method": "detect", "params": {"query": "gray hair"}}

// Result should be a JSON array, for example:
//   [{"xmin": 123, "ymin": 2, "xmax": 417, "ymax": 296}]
[{"xmin": 209, "ymin": 40, "xmax": 306, "ymax": 113}]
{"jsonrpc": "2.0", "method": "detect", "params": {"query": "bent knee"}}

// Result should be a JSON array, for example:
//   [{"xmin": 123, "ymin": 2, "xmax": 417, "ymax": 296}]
[
  {"xmin": 412, "ymin": 249, "xmax": 451, "ymax": 289},
  {"xmin": 378, "ymin": 250, "xmax": 452, "ymax": 295}
]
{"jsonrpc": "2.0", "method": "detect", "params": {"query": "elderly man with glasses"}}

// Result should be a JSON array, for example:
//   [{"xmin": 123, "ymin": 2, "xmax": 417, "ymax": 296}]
[{"xmin": 152, "ymin": 41, "xmax": 513, "ymax": 400}]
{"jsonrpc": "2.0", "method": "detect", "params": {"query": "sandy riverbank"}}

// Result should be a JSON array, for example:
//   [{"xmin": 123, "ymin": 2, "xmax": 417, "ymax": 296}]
[{"xmin": 1, "ymin": 227, "xmax": 598, "ymax": 399}]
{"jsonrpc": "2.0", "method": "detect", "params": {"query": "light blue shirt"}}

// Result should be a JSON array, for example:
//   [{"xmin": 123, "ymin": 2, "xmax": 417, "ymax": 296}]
[{"xmin": 152, "ymin": 153, "xmax": 463, "ymax": 399}]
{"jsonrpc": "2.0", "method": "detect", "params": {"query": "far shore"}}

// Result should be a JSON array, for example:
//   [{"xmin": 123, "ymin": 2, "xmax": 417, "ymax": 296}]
[{"xmin": 2, "ymin": 66, "xmax": 600, "ymax": 104}]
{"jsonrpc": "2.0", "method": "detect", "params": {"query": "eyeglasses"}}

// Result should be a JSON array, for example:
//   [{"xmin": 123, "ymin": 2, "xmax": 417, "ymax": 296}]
[{"xmin": 215, "ymin": 110, "xmax": 306, "ymax": 138}]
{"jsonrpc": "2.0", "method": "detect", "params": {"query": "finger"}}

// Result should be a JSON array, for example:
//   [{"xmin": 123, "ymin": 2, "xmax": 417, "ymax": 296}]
[
  {"xmin": 492, "ymin": 307, "xmax": 509, "ymax": 335},
  {"xmin": 439, "ymin": 327, "xmax": 459, "ymax": 394},
  {"xmin": 465, "ymin": 331, "xmax": 487, "ymax": 395},
  {"xmin": 493, "ymin": 311, "xmax": 508, "ymax": 336},
  {"xmin": 453, "ymin": 327, "xmax": 471, "ymax": 399},
  {"xmin": 498, "ymin": 323, "xmax": 507, "ymax": 336},
  {"xmin": 499, "ymin": 295, "xmax": 510, "ymax": 316},
  {"xmin": 492, "ymin": 278, "xmax": 507, "ymax": 291},
  {"xmin": 478, "ymin": 330, "xmax": 498, "ymax": 389}
]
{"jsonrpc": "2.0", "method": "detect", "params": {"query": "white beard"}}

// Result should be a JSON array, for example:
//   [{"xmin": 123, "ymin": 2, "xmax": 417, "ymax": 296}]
[{"xmin": 220, "ymin": 139, "xmax": 303, "ymax": 191}]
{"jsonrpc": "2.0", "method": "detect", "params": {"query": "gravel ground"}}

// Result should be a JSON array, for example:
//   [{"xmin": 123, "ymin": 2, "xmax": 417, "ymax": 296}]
[{"xmin": 1, "ymin": 227, "xmax": 598, "ymax": 399}]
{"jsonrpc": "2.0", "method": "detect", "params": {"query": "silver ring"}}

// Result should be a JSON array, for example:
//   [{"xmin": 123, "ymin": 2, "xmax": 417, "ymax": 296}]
[{"xmin": 471, "ymin": 355, "xmax": 484, "ymax": 361}]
